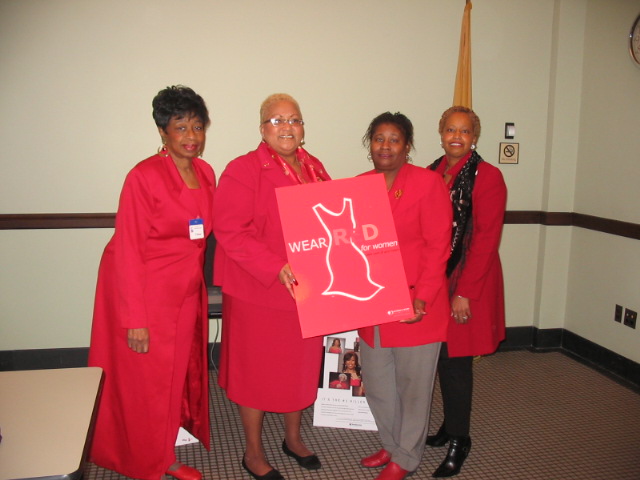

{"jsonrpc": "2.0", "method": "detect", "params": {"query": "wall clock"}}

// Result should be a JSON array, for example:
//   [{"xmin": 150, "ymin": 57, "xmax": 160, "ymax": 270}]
[{"xmin": 630, "ymin": 13, "xmax": 640, "ymax": 66}]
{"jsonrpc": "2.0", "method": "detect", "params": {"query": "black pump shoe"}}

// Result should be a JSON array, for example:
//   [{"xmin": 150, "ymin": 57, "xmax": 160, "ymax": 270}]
[
  {"xmin": 282, "ymin": 440, "xmax": 322, "ymax": 470},
  {"xmin": 432, "ymin": 436, "xmax": 472, "ymax": 478},
  {"xmin": 426, "ymin": 423, "xmax": 449, "ymax": 447}
]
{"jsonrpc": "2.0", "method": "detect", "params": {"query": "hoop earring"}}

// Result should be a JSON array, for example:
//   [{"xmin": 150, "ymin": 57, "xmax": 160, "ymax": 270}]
[
  {"xmin": 406, "ymin": 154, "xmax": 413, "ymax": 163},
  {"xmin": 158, "ymin": 144, "xmax": 169, "ymax": 157},
  {"xmin": 367, "ymin": 153, "xmax": 372, "ymax": 162}
]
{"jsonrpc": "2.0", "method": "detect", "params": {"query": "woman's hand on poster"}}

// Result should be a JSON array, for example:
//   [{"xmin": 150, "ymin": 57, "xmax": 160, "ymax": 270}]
[
  {"xmin": 400, "ymin": 299, "xmax": 426, "ymax": 324},
  {"xmin": 278, "ymin": 263, "xmax": 298, "ymax": 299}
]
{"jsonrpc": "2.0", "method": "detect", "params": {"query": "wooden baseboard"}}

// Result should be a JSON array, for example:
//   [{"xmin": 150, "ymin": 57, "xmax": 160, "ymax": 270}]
[
  {"xmin": 2, "ymin": 328, "xmax": 637, "ymax": 391},
  {"xmin": 497, "ymin": 327, "xmax": 639, "ymax": 391}
]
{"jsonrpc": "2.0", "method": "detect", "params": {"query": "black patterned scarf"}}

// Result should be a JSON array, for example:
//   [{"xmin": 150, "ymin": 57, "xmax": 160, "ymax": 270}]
[{"xmin": 429, "ymin": 150, "xmax": 483, "ymax": 293}]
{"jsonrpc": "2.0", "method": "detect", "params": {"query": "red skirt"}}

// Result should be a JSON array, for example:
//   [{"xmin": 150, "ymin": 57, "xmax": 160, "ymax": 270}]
[{"xmin": 218, "ymin": 294, "xmax": 323, "ymax": 412}]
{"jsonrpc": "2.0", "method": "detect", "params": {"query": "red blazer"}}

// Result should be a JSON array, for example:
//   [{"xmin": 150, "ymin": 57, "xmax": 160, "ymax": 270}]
[
  {"xmin": 213, "ymin": 142, "xmax": 331, "ymax": 310},
  {"xmin": 89, "ymin": 154, "xmax": 214, "ymax": 479},
  {"xmin": 433, "ymin": 155, "xmax": 507, "ymax": 356},
  {"xmin": 358, "ymin": 164, "xmax": 452, "ymax": 348}
]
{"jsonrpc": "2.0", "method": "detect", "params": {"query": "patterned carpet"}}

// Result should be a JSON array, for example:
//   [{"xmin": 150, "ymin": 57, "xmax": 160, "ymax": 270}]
[{"xmin": 85, "ymin": 350, "xmax": 640, "ymax": 480}]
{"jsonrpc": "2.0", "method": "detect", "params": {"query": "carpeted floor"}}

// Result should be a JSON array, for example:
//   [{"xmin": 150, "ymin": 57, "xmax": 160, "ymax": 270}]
[{"xmin": 84, "ymin": 350, "xmax": 640, "ymax": 480}]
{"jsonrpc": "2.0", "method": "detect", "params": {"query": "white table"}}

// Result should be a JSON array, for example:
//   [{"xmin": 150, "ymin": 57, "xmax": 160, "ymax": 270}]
[{"xmin": 0, "ymin": 367, "xmax": 103, "ymax": 480}]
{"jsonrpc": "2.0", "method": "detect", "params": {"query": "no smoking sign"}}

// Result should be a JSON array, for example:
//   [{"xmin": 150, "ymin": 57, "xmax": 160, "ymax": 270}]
[{"xmin": 499, "ymin": 142, "xmax": 519, "ymax": 164}]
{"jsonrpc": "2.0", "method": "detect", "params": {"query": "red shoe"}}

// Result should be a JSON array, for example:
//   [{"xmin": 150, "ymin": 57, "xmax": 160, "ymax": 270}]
[
  {"xmin": 166, "ymin": 464, "xmax": 202, "ymax": 480},
  {"xmin": 374, "ymin": 462, "xmax": 410, "ymax": 480},
  {"xmin": 360, "ymin": 449, "xmax": 391, "ymax": 468}
]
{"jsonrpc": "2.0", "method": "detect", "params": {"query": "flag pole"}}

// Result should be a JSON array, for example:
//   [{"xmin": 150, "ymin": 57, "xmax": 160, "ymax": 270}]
[{"xmin": 453, "ymin": 1, "xmax": 473, "ymax": 108}]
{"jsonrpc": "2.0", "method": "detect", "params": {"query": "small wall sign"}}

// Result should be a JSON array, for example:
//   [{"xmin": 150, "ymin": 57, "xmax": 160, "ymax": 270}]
[{"xmin": 499, "ymin": 142, "xmax": 519, "ymax": 164}]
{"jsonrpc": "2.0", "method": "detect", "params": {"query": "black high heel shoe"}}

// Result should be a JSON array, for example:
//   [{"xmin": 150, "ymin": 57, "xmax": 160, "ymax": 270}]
[
  {"xmin": 432, "ymin": 436, "xmax": 472, "ymax": 478},
  {"xmin": 282, "ymin": 440, "xmax": 322, "ymax": 470},
  {"xmin": 426, "ymin": 423, "xmax": 449, "ymax": 447}
]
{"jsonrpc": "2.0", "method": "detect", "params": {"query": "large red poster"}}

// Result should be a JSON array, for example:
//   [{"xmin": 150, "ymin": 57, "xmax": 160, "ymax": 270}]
[{"xmin": 276, "ymin": 174, "xmax": 413, "ymax": 338}]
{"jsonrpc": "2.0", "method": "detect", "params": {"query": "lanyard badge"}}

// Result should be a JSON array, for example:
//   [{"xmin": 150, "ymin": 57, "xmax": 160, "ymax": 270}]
[{"xmin": 189, "ymin": 218, "xmax": 204, "ymax": 240}]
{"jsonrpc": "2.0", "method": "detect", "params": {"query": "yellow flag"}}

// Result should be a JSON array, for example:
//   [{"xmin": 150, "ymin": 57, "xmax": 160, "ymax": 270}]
[{"xmin": 453, "ymin": 1, "xmax": 472, "ymax": 108}]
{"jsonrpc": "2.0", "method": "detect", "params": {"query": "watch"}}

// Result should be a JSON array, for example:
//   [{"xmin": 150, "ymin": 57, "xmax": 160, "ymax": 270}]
[{"xmin": 630, "ymin": 13, "xmax": 640, "ymax": 66}]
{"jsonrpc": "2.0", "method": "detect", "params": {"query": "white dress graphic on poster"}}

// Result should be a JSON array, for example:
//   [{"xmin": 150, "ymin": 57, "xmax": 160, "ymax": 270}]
[
  {"xmin": 313, "ymin": 330, "xmax": 377, "ymax": 431},
  {"xmin": 312, "ymin": 199, "xmax": 383, "ymax": 301}
]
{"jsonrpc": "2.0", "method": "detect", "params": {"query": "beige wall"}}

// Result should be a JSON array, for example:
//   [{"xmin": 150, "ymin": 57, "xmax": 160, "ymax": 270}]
[
  {"xmin": 564, "ymin": 0, "xmax": 640, "ymax": 362},
  {"xmin": 0, "ymin": 0, "xmax": 638, "ymax": 362}
]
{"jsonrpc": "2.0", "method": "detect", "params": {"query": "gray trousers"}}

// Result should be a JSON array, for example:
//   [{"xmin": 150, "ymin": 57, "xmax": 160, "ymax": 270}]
[{"xmin": 361, "ymin": 327, "xmax": 441, "ymax": 472}]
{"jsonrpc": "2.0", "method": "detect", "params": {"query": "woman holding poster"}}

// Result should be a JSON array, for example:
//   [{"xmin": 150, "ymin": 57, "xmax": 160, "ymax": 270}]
[
  {"xmin": 357, "ymin": 112, "xmax": 452, "ymax": 480},
  {"xmin": 213, "ymin": 93, "xmax": 331, "ymax": 480}
]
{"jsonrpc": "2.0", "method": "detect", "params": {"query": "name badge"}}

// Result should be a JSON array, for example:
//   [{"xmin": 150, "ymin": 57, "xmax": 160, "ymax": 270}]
[{"xmin": 189, "ymin": 218, "xmax": 204, "ymax": 240}]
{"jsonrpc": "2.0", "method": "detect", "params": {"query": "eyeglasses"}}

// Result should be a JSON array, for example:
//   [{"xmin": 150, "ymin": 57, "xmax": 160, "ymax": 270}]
[{"xmin": 262, "ymin": 118, "xmax": 305, "ymax": 127}]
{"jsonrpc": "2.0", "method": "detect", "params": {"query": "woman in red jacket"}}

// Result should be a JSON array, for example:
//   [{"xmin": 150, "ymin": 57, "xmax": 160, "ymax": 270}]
[
  {"xmin": 358, "ymin": 112, "xmax": 452, "ymax": 480},
  {"xmin": 89, "ymin": 86, "xmax": 214, "ymax": 480},
  {"xmin": 213, "ymin": 93, "xmax": 331, "ymax": 480},
  {"xmin": 426, "ymin": 106, "xmax": 507, "ymax": 478}
]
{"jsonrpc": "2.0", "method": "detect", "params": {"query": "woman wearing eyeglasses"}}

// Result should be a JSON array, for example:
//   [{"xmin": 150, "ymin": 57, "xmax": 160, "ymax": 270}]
[{"xmin": 213, "ymin": 93, "xmax": 331, "ymax": 480}]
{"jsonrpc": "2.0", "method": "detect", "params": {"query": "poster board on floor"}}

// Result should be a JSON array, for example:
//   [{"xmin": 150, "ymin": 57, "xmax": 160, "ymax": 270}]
[
  {"xmin": 276, "ymin": 174, "xmax": 412, "ymax": 338},
  {"xmin": 175, "ymin": 427, "xmax": 199, "ymax": 446},
  {"xmin": 313, "ymin": 330, "xmax": 377, "ymax": 431}
]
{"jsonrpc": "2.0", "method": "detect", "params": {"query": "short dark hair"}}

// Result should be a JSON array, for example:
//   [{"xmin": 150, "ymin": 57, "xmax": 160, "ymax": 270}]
[
  {"xmin": 362, "ymin": 112, "xmax": 414, "ymax": 150},
  {"xmin": 152, "ymin": 85, "xmax": 210, "ymax": 131}
]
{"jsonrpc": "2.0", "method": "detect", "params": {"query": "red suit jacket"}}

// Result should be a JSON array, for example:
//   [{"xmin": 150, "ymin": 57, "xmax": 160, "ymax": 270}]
[
  {"xmin": 358, "ymin": 164, "xmax": 452, "ymax": 348},
  {"xmin": 89, "ymin": 154, "xmax": 214, "ymax": 479},
  {"xmin": 213, "ymin": 142, "xmax": 330, "ymax": 309},
  {"xmin": 433, "ymin": 155, "xmax": 507, "ymax": 357}
]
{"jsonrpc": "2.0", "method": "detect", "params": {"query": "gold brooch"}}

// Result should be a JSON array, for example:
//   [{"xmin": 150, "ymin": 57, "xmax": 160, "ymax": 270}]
[{"xmin": 394, "ymin": 189, "xmax": 403, "ymax": 199}]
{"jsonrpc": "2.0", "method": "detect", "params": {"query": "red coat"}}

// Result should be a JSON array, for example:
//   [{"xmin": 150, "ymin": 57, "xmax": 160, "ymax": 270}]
[
  {"xmin": 88, "ymin": 154, "xmax": 214, "ymax": 480},
  {"xmin": 213, "ymin": 142, "xmax": 330, "ymax": 309},
  {"xmin": 358, "ymin": 164, "xmax": 452, "ymax": 348},
  {"xmin": 213, "ymin": 142, "xmax": 331, "ymax": 412},
  {"xmin": 432, "ymin": 155, "xmax": 507, "ymax": 357}
]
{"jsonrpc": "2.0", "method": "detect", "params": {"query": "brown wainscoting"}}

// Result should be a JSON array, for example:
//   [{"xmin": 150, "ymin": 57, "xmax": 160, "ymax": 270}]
[
  {"xmin": 503, "ymin": 211, "xmax": 640, "ymax": 240},
  {"xmin": 0, "ymin": 213, "xmax": 115, "ymax": 229},
  {"xmin": 504, "ymin": 211, "xmax": 573, "ymax": 225},
  {"xmin": 1, "ymin": 211, "xmax": 639, "ymax": 240},
  {"xmin": 572, "ymin": 213, "xmax": 640, "ymax": 240}
]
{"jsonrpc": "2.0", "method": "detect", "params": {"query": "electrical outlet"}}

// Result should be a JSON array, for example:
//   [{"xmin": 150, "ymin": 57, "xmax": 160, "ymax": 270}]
[
  {"xmin": 615, "ymin": 304, "xmax": 623, "ymax": 322},
  {"xmin": 623, "ymin": 309, "xmax": 637, "ymax": 329}
]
